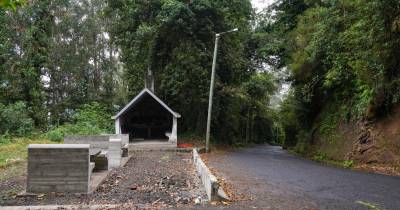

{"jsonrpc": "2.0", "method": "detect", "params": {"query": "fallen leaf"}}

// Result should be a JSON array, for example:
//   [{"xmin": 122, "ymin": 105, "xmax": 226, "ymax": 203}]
[{"xmin": 222, "ymin": 201, "xmax": 230, "ymax": 205}]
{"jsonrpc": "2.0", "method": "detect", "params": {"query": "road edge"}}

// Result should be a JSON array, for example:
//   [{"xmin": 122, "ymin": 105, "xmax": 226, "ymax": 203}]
[{"xmin": 192, "ymin": 148, "xmax": 229, "ymax": 202}]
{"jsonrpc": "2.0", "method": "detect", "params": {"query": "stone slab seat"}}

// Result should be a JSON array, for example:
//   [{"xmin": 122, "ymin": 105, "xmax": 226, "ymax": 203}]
[
  {"xmin": 64, "ymin": 135, "xmax": 127, "ymax": 170},
  {"xmin": 165, "ymin": 132, "xmax": 171, "ymax": 138},
  {"xmin": 121, "ymin": 143, "xmax": 129, "ymax": 157},
  {"xmin": 27, "ymin": 144, "xmax": 91, "ymax": 194},
  {"xmin": 92, "ymin": 151, "xmax": 108, "ymax": 171},
  {"xmin": 64, "ymin": 135, "xmax": 110, "ymax": 170},
  {"xmin": 102, "ymin": 134, "xmax": 129, "ymax": 157}
]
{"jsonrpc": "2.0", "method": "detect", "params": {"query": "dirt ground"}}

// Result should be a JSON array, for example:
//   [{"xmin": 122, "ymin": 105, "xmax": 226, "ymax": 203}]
[{"xmin": 0, "ymin": 151, "xmax": 207, "ymax": 209}]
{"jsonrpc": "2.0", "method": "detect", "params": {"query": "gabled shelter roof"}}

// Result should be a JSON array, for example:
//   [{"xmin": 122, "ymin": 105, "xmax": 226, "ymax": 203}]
[{"xmin": 113, "ymin": 88, "xmax": 181, "ymax": 119}]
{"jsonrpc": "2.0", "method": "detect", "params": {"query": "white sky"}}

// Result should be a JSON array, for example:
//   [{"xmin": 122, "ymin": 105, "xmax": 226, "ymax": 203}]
[
  {"xmin": 251, "ymin": 0, "xmax": 275, "ymax": 12},
  {"xmin": 251, "ymin": 0, "xmax": 290, "ymax": 106}
]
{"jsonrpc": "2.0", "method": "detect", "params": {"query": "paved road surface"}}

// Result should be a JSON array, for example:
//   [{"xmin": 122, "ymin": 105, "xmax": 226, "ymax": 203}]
[{"xmin": 207, "ymin": 144, "xmax": 400, "ymax": 209}]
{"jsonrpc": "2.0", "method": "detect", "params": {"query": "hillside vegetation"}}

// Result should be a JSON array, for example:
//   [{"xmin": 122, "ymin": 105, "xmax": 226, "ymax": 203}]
[{"xmin": 262, "ymin": 0, "xmax": 400, "ymax": 171}]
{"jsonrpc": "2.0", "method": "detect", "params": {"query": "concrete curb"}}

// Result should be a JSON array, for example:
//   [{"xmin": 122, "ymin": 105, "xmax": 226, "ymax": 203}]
[
  {"xmin": 0, "ymin": 203, "xmax": 150, "ymax": 210},
  {"xmin": 192, "ymin": 148, "xmax": 229, "ymax": 202}
]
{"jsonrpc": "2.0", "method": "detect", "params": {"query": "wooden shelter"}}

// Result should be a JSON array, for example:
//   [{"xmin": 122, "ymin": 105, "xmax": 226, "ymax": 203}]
[{"xmin": 113, "ymin": 88, "xmax": 181, "ymax": 143}]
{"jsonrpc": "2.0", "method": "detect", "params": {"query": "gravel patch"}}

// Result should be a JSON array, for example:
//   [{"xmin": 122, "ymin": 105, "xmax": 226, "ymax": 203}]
[{"xmin": 0, "ymin": 151, "xmax": 207, "ymax": 208}]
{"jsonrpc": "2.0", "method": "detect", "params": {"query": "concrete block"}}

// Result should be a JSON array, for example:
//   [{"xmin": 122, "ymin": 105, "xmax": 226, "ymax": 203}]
[
  {"xmin": 108, "ymin": 134, "xmax": 129, "ymax": 145},
  {"xmin": 64, "ymin": 135, "xmax": 109, "ymax": 150},
  {"xmin": 64, "ymin": 135, "xmax": 127, "ymax": 170},
  {"xmin": 27, "ymin": 144, "xmax": 90, "ymax": 194},
  {"xmin": 92, "ymin": 157, "xmax": 108, "ymax": 171},
  {"xmin": 108, "ymin": 138, "xmax": 121, "ymax": 169},
  {"xmin": 121, "ymin": 146, "xmax": 129, "ymax": 157}
]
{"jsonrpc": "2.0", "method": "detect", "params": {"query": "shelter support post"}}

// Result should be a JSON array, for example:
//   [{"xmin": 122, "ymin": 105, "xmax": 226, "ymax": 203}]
[
  {"xmin": 115, "ymin": 118, "xmax": 121, "ymax": 134},
  {"xmin": 169, "ymin": 116, "xmax": 177, "ymax": 143}
]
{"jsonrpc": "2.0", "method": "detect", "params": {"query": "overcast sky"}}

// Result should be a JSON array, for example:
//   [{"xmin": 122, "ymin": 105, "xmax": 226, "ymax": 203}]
[{"xmin": 251, "ymin": 0, "xmax": 275, "ymax": 12}]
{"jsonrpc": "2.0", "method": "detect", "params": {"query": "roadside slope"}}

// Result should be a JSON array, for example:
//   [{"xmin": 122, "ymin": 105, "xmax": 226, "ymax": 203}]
[{"xmin": 310, "ymin": 105, "xmax": 400, "ymax": 175}]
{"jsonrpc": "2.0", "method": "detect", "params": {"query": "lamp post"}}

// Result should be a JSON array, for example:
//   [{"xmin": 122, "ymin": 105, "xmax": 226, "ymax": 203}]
[{"xmin": 206, "ymin": 28, "xmax": 238, "ymax": 153}]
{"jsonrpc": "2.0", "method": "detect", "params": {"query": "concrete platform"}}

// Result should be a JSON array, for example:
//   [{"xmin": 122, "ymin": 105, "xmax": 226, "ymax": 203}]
[
  {"xmin": 89, "ymin": 171, "xmax": 108, "ymax": 193},
  {"xmin": 90, "ymin": 156, "xmax": 130, "ymax": 193},
  {"xmin": 129, "ymin": 140, "xmax": 176, "ymax": 151}
]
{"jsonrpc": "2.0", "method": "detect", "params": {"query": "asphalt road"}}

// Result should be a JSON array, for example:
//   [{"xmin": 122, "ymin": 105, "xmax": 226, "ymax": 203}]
[{"xmin": 207, "ymin": 144, "xmax": 400, "ymax": 210}]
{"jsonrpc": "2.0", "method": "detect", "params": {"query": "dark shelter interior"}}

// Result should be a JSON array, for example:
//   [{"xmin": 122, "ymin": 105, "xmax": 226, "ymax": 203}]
[{"xmin": 119, "ymin": 92, "xmax": 172, "ymax": 141}]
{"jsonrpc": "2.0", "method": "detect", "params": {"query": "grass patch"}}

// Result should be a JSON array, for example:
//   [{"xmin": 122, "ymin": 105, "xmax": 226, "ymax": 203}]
[
  {"xmin": 355, "ymin": 200, "xmax": 382, "ymax": 210},
  {"xmin": 0, "ymin": 162, "xmax": 26, "ymax": 181},
  {"xmin": 313, "ymin": 152, "xmax": 355, "ymax": 168},
  {"xmin": 0, "ymin": 138, "xmax": 53, "ymax": 169}
]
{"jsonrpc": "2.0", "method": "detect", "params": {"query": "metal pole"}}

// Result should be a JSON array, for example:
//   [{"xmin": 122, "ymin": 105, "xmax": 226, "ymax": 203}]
[{"xmin": 206, "ymin": 34, "xmax": 220, "ymax": 153}]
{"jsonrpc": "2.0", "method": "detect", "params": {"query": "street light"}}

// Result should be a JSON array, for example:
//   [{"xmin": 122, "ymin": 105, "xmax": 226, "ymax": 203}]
[{"xmin": 205, "ymin": 28, "xmax": 239, "ymax": 153}]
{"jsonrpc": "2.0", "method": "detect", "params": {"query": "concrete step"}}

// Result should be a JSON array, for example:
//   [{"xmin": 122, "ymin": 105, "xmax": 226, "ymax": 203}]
[{"xmin": 129, "ymin": 141, "xmax": 177, "ymax": 151}]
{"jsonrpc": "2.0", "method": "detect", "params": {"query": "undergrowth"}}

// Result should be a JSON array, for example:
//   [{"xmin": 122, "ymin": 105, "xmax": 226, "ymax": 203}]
[
  {"xmin": 0, "ymin": 138, "xmax": 53, "ymax": 169},
  {"xmin": 313, "ymin": 151, "xmax": 354, "ymax": 168}
]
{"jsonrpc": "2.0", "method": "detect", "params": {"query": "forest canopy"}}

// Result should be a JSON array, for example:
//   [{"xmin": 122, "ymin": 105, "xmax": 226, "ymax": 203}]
[
  {"xmin": 263, "ymin": 0, "xmax": 400, "ymax": 152},
  {"xmin": 0, "ymin": 0, "xmax": 279, "ymax": 145},
  {"xmin": 3, "ymin": 0, "xmax": 398, "ymax": 150}
]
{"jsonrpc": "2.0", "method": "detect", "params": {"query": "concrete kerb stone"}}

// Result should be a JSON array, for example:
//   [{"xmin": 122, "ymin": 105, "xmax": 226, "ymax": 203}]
[
  {"xmin": 0, "ymin": 203, "xmax": 151, "ymax": 210},
  {"xmin": 192, "ymin": 148, "xmax": 230, "ymax": 202}
]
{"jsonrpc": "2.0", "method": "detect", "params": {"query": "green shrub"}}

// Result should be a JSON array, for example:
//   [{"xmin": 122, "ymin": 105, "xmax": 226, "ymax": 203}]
[
  {"xmin": 73, "ymin": 102, "xmax": 113, "ymax": 132},
  {"xmin": 294, "ymin": 131, "xmax": 310, "ymax": 154},
  {"xmin": 0, "ymin": 102, "xmax": 34, "ymax": 137},
  {"xmin": 42, "ymin": 128, "xmax": 64, "ymax": 142},
  {"xmin": 0, "ymin": 132, "xmax": 13, "ymax": 144},
  {"xmin": 42, "ymin": 102, "xmax": 111, "ymax": 141},
  {"xmin": 313, "ymin": 152, "xmax": 329, "ymax": 162},
  {"xmin": 343, "ymin": 160, "xmax": 354, "ymax": 168},
  {"xmin": 42, "ymin": 124, "xmax": 104, "ymax": 142}
]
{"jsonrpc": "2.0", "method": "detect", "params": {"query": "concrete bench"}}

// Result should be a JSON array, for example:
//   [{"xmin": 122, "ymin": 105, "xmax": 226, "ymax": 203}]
[
  {"xmin": 106, "ymin": 134, "xmax": 129, "ymax": 157},
  {"xmin": 91, "ymin": 151, "xmax": 109, "ymax": 170},
  {"xmin": 64, "ymin": 135, "xmax": 126, "ymax": 170},
  {"xmin": 27, "ymin": 144, "xmax": 91, "ymax": 194},
  {"xmin": 65, "ymin": 135, "xmax": 110, "ymax": 170}
]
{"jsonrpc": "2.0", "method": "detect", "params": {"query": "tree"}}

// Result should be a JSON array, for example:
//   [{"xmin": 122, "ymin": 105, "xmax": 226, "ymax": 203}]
[
  {"xmin": 106, "ymin": 0, "xmax": 278, "ymax": 144},
  {"xmin": 0, "ymin": 0, "xmax": 125, "ymax": 133},
  {"xmin": 268, "ymin": 0, "xmax": 400, "ymax": 151}
]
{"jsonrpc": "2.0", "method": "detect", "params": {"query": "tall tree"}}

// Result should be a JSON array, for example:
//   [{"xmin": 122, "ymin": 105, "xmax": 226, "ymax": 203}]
[{"xmin": 106, "ymin": 0, "xmax": 277, "ymax": 144}]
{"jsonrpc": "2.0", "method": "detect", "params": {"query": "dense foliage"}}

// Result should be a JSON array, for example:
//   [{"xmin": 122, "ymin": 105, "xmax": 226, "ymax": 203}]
[
  {"xmin": 1, "ymin": 0, "xmax": 125, "ymax": 130},
  {"xmin": 105, "ymin": 0, "xmax": 279, "ymax": 144},
  {"xmin": 42, "ymin": 102, "xmax": 113, "ymax": 141},
  {"xmin": 0, "ymin": 0, "xmax": 279, "ymax": 145},
  {"xmin": 0, "ymin": 102, "xmax": 34, "ymax": 138},
  {"xmin": 262, "ymin": 0, "xmax": 400, "ymax": 151}
]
